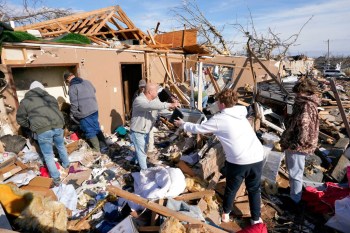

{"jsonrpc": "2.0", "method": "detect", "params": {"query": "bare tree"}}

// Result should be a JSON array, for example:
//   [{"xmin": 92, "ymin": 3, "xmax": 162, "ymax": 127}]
[
  {"xmin": 171, "ymin": 0, "xmax": 232, "ymax": 55},
  {"xmin": 233, "ymin": 10, "xmax": 313, "ymax": 60},
  {"xmin": 0, "ymin": 0, "xmax": 72, "ymax": 26}
]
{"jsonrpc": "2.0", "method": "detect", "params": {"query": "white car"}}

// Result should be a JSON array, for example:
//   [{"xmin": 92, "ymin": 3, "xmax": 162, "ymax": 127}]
[{"xmin": 323, "ymin": 69, "xmax": 347, "ymax": 78}]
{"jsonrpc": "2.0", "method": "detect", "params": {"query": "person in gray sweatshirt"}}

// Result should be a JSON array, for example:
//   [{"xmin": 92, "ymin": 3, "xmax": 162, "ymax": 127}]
[
  {"xmin": 64, "ymin": 71, "xmax": 107, "ymax": 152},
  {"xmin": 130, "ymin": 83, "xmax": 180, "ymax": 170}
]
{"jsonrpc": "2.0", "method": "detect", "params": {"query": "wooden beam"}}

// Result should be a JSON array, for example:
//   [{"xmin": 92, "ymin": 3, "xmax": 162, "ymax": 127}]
[
  {"xmin": 74, "ymin": 18, "xmax": 90, "ymax": 31},
  {"xmin": 117, "ymin": 6, "xmax": 136, "ymax": 28},
  {"xmin": 174, "ymin": 190, "xmax": 215, "ymax": 201},
  {"xmin": 106, "ymin": 186, "xmax": 228, "ymax": 233},
  {"xmin": 14, "ymin": 6, "xmax": 118, "ymax": 31},
  {"xmin": 117, "ymin": 7, "xmax": 141, "ymax": 40},
  {"xmin": 197, "ymin": 62, "xmax": 203, "ymax": 111},
  {"xmin": 138, "ymin": 226, "xmax": 160, "ymax": 232},
  {"xmin": 95, "ymin": 28, "xmax": 139, "ymax": 35},
  {"xmin": 112, "ymin": 13, "xmax": 124, "ymax": 23},
  {"xmin": 147, "ymin": 29, "xmax": 157, "ymax": 45},
  {"xmin": 176, "ymin": 160, "xmax": 196, "ymax": 177},
  {"xmin": 247, "ymin": 46, "xmax": 290, "ymax": 96},
  {"xmin": 92, "ymin": 10, "xmax": 115, "ymax": 35},
  {"xmin": 56, "ymin": 22, "xmax": 70, "ymax": 33},
  {"xmin": 41, "ymin": 30, "xmax": 67, "ymax": 36},
  {"xmin": 108, "ymin": 18, "xmax": 128, "ymax": 39},
  {"xmin": 85, "ymin": 13, "xmax": 108, "ymax": 35},
  {"xmin": 157, "ymin": 53, "xmax": 190, "ymax": 105},
  {"xmin": 86, "ymin": 15, "xmax": 99, "ymax": 26},
  {"xmin": 150, "ymin": 199, "xmax": 164, "ymax": 226},
  {"xmin": 329, "ymin": 78, "xmax": 350, "ymax": 137},
  {"xmin": 88, "ymin": 36, "xmax": 109, "ymax": 46},
  {"xmin": 206, "ymin": 67, "xmax": 220, "ymax": 94}
]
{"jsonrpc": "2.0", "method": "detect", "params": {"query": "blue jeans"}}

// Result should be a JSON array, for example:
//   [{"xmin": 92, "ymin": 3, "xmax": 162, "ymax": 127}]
[
  {"xmin": 37, "ymin": 128, "xmax": 70, "ymax": 180},
  {"xmin": 130, "ymin": 131, "xmax": 149, "ymax": 170},
  {"xmin": 80, "ymin": 111, "xmax": 101, "ymax": 139},
  {"xmin": 223, "ymin": 160, "xmax": 263, "ymax": 221},
  {"xmin": 285, "ymin": 150, "xmax": 306, "ymax": 203}
]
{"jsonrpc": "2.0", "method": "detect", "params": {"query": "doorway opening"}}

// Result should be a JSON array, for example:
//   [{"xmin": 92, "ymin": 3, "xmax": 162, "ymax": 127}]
[{"xmin": 121, "ymin": 64, "xmax": 142, "ymax": 119}]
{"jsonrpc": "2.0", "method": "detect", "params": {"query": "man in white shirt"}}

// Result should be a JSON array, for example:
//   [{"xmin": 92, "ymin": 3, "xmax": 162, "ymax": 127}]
[{"xmin": 174, "ymin": 89, "xmax": 264, "ymax": 225}]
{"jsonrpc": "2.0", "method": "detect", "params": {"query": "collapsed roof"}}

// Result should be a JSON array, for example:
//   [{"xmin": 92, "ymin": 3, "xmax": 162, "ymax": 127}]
[{"xmin": 14, "ymin": 6, "xmax": 152, "ymax": 46}]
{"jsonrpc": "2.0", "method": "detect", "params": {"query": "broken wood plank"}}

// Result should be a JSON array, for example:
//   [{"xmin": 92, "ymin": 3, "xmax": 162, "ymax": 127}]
[
  {"xmin": 328, "ymin": 138, "xmax": 350, "ymax": 158},
  {"xmin": 197, "ymin": 62, "xmax": 203, "ymax": 111},
  {"xmin": 150, "ymin": 199, "xmax": 164, "ymax": 226},
  {"xmin": 319, "ymin": 131, "xmax": 335, "ymax": 144},
  {"xmin": 174, "ymin": 190, "xmax": 215, "ymax": 201},
  {"xmin": 106, "ymin": 186, "xmax": 228, "ymax": 233},
  {"xmin": 247, "ymin": 45, "xmax": 289, "ymax": 96},
  {"xmin": 176, "ymin": 160, "xmax": 196, "ymax": 177},
  {"xmin": 330, "ymin": 155, "xmax": 350, "ymax": 182},
  {"xmin": 206, "ymin": 67, "xmax": 220, "ymax": 94},
  {"xmin": 329, "ymin": 78, "xmax": 350, "ymax": 138},
  {"xmin": 138, "ymin": 226, "xmax": 160, "ymax": 232}
]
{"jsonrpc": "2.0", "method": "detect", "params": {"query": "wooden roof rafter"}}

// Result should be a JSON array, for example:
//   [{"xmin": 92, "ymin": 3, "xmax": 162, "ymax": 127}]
[{"xmin": 14, "ymin": 5, "xmax": 153, "ymax": 45}]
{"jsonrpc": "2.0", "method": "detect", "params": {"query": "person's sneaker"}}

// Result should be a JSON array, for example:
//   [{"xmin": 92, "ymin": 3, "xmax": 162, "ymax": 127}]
[
  {"xmin": 51, "ymin": 178, "xmax": 61, "ymax": 188},
  {"xmin": 100, "ymin": 146, "xmax": 109, "ymax": 154},
  {"xmin": 221, "ymin": 213, "xmax": 230, "ymax": 223},
  {"xmin": 250, "ymin": 217, "xmax": 263, "ymax": 225}
]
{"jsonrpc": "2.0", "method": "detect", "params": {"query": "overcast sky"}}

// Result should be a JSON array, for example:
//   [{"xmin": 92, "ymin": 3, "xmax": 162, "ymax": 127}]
[{"xmin": 8, "ymin": 0, "xmax": 350, "ymax": 57}]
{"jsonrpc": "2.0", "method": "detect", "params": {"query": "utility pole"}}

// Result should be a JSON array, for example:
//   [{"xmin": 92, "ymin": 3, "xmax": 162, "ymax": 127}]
[{"xmin": 327, "ymin": 39, "xmax": 330, "ymax": 64}]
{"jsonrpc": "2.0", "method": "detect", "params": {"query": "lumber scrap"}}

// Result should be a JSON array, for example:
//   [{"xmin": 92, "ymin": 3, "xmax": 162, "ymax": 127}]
[
  {"xmin": 138, "ymin": 226, "xmax": 160, "ymax": 232},
  {"xmin": 206, "ymin": 67, "xmax": 220, "ymax": 94},
  {"xmin": 247, "ymin": 43, "xmax": 289, "ymax": 96},
  {"xmin": 174, "ymin": 190, "xmax": 215, "ymax": 201},
  {"xmin": 176, "ymin": 160, "xmax": 196, "ymax": 177},
  {"xmin": 150, "ymin": 199, "xmax": 164, "ymax": 226},
  {"xmin": 329, "ymin": 78, "xmax": 350, "ymax": 138},
  {"xmin": 106, "ymin": 186, "xmax": 228, "ymax": 233}
]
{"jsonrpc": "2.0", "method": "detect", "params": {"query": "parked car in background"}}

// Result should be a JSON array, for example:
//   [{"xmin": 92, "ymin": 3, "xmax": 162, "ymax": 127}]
[{"xmin": 323, "ymin": 69, "xmax": 347, "ymax": 78}]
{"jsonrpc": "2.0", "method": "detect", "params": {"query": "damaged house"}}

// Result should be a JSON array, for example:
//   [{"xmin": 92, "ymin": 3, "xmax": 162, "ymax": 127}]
[{"xmin": 0, "ymin": 4, "xmax": 349, "ymax": 233}]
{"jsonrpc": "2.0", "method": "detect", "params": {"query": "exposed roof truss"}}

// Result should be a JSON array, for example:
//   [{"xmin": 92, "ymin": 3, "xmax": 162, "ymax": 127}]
[{"xmin": 14, "ymin": 6, "xmax": 151, "ymax": 46}]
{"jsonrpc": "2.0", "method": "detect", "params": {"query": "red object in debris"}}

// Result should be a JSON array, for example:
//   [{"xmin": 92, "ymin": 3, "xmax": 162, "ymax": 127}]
[
  {"xmin": 70, "ymin": 132, "xmax": 79, "ymax": 141},
  {"xmin": 39, "ymin": 162, "xmax": 60, "ymax": 177},
  {"xmin": 303, "ymin": 182, "xmax": 350, "ymax": 214},
  {"xmin": 237, "ymin": 223, "xmax": 268, "ymax": 233}
]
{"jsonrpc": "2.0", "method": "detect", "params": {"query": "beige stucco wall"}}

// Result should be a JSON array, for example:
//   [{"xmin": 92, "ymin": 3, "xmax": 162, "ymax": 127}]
[
  {"xmin": 2, "ymin": 44, "xmax": 184, "ymax": 134},
  {"xmin": 200, "ymin": 55, "xmax": 279, "ymax": 91}
]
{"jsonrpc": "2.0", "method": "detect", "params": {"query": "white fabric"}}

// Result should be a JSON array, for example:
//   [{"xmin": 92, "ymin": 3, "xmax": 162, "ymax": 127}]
[
  {"xmin": 29, "ymin": 81, "xmax": 45, "ymax": 90},
  {"xmin": 52, "ymin": 184, "xmax": 78, "ymax": 211},
  {"xmin": 132, "ymin": 166, "xmax": 186, "ymax": 200},
  {"xmin": 183, "ymin": 105, "xmax": 264, "ymax": 165},
  {"xmin": 326, "ymin": 196, "xmax": 350, "ymax": 233}
]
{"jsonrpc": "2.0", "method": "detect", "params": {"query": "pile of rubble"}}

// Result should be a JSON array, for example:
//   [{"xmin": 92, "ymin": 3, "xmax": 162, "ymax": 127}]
[{"xmin": 1, "ymin": 73, "xmax": 350, "ymax": 233}]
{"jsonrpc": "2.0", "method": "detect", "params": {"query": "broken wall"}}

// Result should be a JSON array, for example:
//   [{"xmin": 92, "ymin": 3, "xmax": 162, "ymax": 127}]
[
  {"xmin": 199, "ymin": 55, "xmax": 279, "ymax": 91},
  {"xmin": 1, "ymin": 43, "xmax": 185, "ymax": 133}
]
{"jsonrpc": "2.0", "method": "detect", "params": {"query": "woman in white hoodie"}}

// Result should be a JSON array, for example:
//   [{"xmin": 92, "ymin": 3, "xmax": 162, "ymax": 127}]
[{"xmin": 174, "ymin": 89, "xmax": 264, "ymax": 225}]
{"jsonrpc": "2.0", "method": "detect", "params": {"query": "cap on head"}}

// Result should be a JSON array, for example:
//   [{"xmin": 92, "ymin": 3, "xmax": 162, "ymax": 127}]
[
  {"xmin": 139, "ymin": 79, "xmax": 146, "ymax": 87},
  {"xmin": 29, "ymin": 81, "xmax": 45, "ymax": 90}
]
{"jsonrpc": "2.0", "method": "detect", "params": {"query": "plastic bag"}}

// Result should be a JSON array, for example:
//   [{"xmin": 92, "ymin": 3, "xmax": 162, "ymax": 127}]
[{"xmin": 326, "ymin": 196, "xmax": 350, "ymax": 233}]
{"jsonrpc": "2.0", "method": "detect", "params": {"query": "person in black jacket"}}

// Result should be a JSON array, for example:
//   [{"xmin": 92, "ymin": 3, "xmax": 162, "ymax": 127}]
[{"xmin": 16, "ymin": 81, "xmax": 69, "ymax": 186}]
